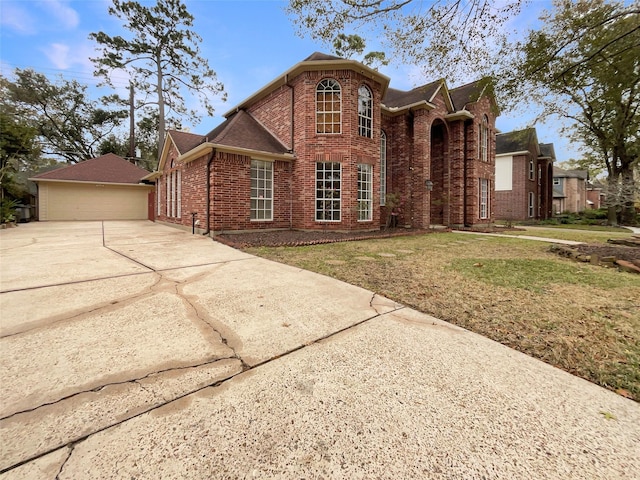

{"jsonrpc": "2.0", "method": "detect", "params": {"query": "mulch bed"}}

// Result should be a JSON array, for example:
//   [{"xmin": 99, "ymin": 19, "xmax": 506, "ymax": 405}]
[{"xmin": 214, "ymin": 228, "xmax": 432, "ymax": 248}]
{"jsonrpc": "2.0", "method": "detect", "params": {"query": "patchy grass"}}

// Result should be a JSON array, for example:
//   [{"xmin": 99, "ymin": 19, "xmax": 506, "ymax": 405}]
[
  {"xmin": 497, "ymin": 226, "xmax": 633, "ymax": 244},
  {"xmin": 247, "ymin": 233, "xmax": 640, "ymax": 400}
]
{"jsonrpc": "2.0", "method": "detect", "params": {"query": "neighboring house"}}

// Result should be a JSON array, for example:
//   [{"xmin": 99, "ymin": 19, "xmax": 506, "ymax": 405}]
[
  {"xmin": 30, "ymin": 153, "xmax": 154, "ymax": 221},
  {"xmin": 552, "ymin": 167, "xmax": 588, "ymax": 213},
  {"xmin": 147, "ymin": 52, "xmax": 498, "ymax": 234},
  {"xmin": 494, "ymin": 128, "xmax": 555, "ymax": 221},
  {"xmin": 586, "ymin": 180, "xmax": 605, "ymax": 209}
]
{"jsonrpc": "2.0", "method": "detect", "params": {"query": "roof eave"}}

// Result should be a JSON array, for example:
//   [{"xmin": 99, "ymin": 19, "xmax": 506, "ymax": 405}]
[
  {"xmin": 179, "ymin": 142, "xmax": 296, "ymax": 164},
  {"xmin": 28, "ymin": 178, "xmax": 152, "ymax": 187},
  {"xmin": 495, "ymin": 150, "xmax": 531, "ymax": 157},
  {"xmin": 223, "ymin": 59, "xmax": 391, "ymax": 118},
  {"xmin": 381, "ymin": 100, "xmax": 436, "ymax": 114},
  {"xmin": 445, "ymin": 110, "xmax": 475, "ymax": 121}
]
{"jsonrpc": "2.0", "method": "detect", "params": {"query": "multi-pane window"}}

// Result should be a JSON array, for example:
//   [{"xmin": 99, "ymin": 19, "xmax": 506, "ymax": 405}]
[
  {"xmin": 250, "ymin": 160, "xmax": 273, "ymax": 221},
  {"xmin": 380, "ymin": 131, "xmax": 387, "ymax": 206},
  {"xmin": 358, "ymin": 164, "xmax": 373, "ymax": 221},
  {"xmin": 479, "ymin": 178, "xmax": 489, "ymax": 219},
  {"xmin": 358, "ymin": 85, "xmax": 373, "ymax": 138},
  {"xmin": 479, "ymin": 115, "xmax": 488, "ymax": 162},
  {"xmin": 316, "ymin": 79, "xmax": 341, "ymax": 134},
  {"xmin": 157, "ymin": 181, "xmax": 161, "ymax": 216},
  {"xmin": 316, "ymin": 162, "xmax": 341, "ymax": 221},
  {"xmin": 166, "ymin": 170, "xmax": 181, "ymax": 218},
  {"xmin": 528, "ymin": 191, "xmax": 535, "ymax": 217}
]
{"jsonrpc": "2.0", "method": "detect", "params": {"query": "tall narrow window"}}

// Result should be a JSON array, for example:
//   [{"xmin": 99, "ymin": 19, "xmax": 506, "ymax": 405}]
[
  {"xmin": 316, "ymin": 162, "xmax": 341, "ymax": 221},
  {"xmin": 176, "ymin": 170, "xmax": 182, "ymax": 218},
  {"xmin": 528, "ymin": 191, "xmax": 535, "ymax": 217},
  {"xmin": 479, "ymin": 178, "xmax": 489, "ymax": 219},
  {"xmin": 250, "ymin": 160, "xmax": 273, "ymax": 221},
  {"xmin": 157, "ymin": 181, "xmax": 161, "ymax": 216},
  {"xmin": 380, "ymin": 131, "xmax": 387, "ymax": 206},
  {"xmin": 358, "ymin": 164, "xmax": 373, "ymax": 221},
  {"xmin": 529, "ymin": 159, "xmax": 535, "ymax": 180},
  {"xmin": 480, "ymin": 115, "xmax": 488, "ymax": 162},
  {"xmin": 316, "ymin": 79, "xmax": 341, "ymax": 134},
  {"xmin": 358, "ymin": 85, "xmax": 373, "ymax": 138},
  {"xmin": 166, "ymin": 174, "xmax": 170, "ymax": 216}
]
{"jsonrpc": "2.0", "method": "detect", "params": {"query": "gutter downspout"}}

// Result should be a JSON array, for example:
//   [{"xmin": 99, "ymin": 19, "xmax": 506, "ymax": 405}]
[{"xmin": 204, "ymin": 144, "xmax": 216, "ymax": 236}]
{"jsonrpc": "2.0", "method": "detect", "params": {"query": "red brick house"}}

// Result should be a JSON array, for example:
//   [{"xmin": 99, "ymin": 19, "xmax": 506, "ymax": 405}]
[
  {"xmin": 147, "ymin": 53, "xmax": 498, "ymax": 234},
  {"xmin": 494, "ymin": 128, "xmax": 555, "ymax": 221}
]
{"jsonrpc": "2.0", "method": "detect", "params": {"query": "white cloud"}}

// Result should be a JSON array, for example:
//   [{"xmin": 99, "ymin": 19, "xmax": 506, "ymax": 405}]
[
  {"xmin": 0, "ymin": 3, "xmax": 37, "ymax": 34},
  {"xmin": 39, "ymin": 0, "xmax": 80, "ymax": 30},
  {"xmin": 43, "ymin": 43, "xmax": 71, "ymax": 69}
]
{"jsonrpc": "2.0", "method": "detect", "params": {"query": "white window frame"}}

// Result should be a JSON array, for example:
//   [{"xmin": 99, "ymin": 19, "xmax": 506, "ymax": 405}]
[
  {"xmin": 165, "ymin": 169, "xmax": 181, "ymax": 219},
  {"xmin": 166, "ymin": 174, "xmax": 170, "ymax": 216},
  {"xmin": 480, "ymin": 115, "xmax": 488, "ymax": 162},
  {"xmin": 176, "ymin": 170, "xmax": 181, "ymax": 218},
  {"xmin": 380, "ymin": 131, "xmax": 387, "ymax": 206},
  {"xmin": 529, "ymin": 160, "xmax": 535, "ymax": 181},
  {"xmin": 316, "ymin": 162, "xmax": 341, "ymax": 222},
  {"xmin": 528, "ymin": 191, "xmax": 535, "ymax": 217},
  {"xmin": 553, "ymin": 178, "xmax": 560, "ymax": 185},
  {"xmin": 358, "ymin": 164, "xmax": 373, "ymax": 221},
  {"xmin": 479, "ymin": 178, "xmax": 489, "ymax": 219},
  {"xmin": 157, "ymin": 181, "xmax": 161, "ymax": 216},
  {"xmin": 250, "ymin": 159, "xmax": 273, "ymax": 221},
  {"xmin": 316, "ymin": 79, "xmax": 341, "ymax": 134},
  {"xmin": 358, "ymin": 85, "xmax": 373, "ymax": 138}
]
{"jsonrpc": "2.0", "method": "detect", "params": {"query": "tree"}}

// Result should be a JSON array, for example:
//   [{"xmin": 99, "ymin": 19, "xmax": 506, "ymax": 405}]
[
  {"xmin": 332, "ymin": 34, "xmax": 389, "ymax": 70},
  {"xmin": 89, "ymin": 0, "xmax": 226, "ymax": 160},
  {"xmin": 0, "ymin": 110, "xmax": 40, "ymax": 200},
  {"xmin": 513, "ymin": 0, "xmax": 639, "ymax": 225},
  {"xmin": 287, "ymin": 0, "xmax": 525, "ymax": 81},
  {"xmin": 1, "ymin": 70, "xmax": 127, "ymax": 164}
]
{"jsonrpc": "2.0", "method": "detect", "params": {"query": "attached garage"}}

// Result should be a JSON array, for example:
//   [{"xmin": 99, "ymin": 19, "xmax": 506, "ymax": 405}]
[{"xmin": 31, "ymin": 154, "xmax": 154, "ymax": 221}]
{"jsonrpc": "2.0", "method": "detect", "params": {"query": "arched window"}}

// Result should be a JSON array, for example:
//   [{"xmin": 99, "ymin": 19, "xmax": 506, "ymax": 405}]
[
  {"xmin": 479, "ymin": 115, "xmax": 489, "ymax": 162},
  {"xmin": 380, "ymin": 131, "xmax": 387, "ymax": 205},
  {"xmin": 358, "ymin": 85, "xmax": 373, "ymax": 138},
  {"xmin": 316, "ymin": 79, "xmax": 341, "ymax": 134}
]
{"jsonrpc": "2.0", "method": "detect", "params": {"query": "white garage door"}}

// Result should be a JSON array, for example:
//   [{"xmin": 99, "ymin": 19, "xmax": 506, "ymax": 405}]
[{"xmin": 39, "ymin": 182, "xmax": 151, "ymax": 221}]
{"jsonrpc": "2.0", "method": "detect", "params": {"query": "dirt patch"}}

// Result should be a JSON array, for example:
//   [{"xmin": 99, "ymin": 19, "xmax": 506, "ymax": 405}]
[{"xmin": 574, "ymin": 243, "xmax": 640, "ymax": 263}]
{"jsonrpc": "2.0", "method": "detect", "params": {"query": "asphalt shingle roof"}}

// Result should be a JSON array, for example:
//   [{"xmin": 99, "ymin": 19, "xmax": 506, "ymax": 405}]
[
  {"xmin": 449, "ymin": 80, "xmax": 483, "ymax": 110},
  {"xmin": 553, "ymin": 167, "xmax": 588, "ymax": 179},
  {"xmin": 31, "ymin": 153, "xmax": 149, "ymax": 184},
  {"xmin": 382, "ymin": 81, "xmax": 442, "ymax": 109},
  {"xmin": 204, "ymin": 110, "xmax": 289, "ymax": 155},
  {"xmin": 168, "ymin": 130, "xmax": 206, "ymax": 154},
  {"xmin": 496, "ymin": 128, "xmax": 537, "ymax": 155}
]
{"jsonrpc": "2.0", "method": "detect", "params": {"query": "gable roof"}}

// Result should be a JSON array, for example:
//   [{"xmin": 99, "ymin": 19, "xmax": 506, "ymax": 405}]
[
  {"xmin": 449, "ymin": 80, "xmax": 485, "ymax": 110},
  {"xmin": 539, "ymin": 143, "xmax": 556, "ymax": 160},
  {"xmin": 382, "ymin": 80, "xmax": 443, "ymax": 109},
  {"xmin": 204, "ymin": 110, "xmax": 288, "ymax": 155},
  {"xmin": 496, "ymin": 128, "xmax": 539, "ymax": 155},
  {"xmin": 30, "ymin": 153, "xmax": 149, "ymax": 184},
  {"xmin": 553, "ymin": 167, "xmax": 588, "ymax": 179},
  {"xmin": 169, "ymin": 130, "xmax": 206, "ymax": 155},
  {"xmin": 223, "ymin": 52, "xmax": 390, "ymax": 118}
]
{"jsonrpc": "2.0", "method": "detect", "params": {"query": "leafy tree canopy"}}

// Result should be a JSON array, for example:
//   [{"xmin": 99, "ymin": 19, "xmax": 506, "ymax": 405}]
[
  {"xmin": 511, "ymin": 0, "xmax": 639, "ymax": 224},
  {"xmin": 332, "ymin": 34, "xmax": 389, "ymax": 70},
  {"xmin": 1, "ymin": 69, "xmax": 127, "ymax": 164},
  {"xmin": 287, "ymin": 0, "xmax": 524, "ymax": 81},
  {"xmin": 89, "ymin": 0, "xmax": 226, "ymax": 159}
]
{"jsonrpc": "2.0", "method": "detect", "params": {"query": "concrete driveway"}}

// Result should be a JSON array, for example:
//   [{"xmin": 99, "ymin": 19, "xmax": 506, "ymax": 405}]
[{"xmin": 1, "ymin": 221, "xmax": 638, "ymax": 479}]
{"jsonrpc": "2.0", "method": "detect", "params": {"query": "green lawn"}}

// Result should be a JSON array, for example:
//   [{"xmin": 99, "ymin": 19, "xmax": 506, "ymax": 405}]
[{"xmin": 247, "ymin": 232, "xmax": 640, "ymax": 401}]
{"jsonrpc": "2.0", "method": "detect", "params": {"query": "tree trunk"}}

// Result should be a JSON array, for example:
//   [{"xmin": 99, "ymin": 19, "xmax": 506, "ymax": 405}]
[
  {"xmin": 607, "ymin": 205, "xmax": 618, "ymax": 226},
  {"xmin": 156, "ymin": 52, "xmax": 165, "ymax": 163}
]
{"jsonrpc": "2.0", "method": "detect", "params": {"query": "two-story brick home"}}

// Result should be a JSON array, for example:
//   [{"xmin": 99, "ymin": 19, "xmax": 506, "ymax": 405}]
[
  {"xmin": 494, "ymin": 128, "xmax": 555, "ymax": 221},
  {"xmin": 552, "ymin": 167, "xmax": 588, "ymax": 213},
  {"xmin": 147, "ymin": 53, "xmax": 498, "ymax": 234}
]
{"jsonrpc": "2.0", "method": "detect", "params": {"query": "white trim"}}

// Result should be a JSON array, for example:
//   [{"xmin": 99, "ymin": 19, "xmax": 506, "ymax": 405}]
[{"xmin": 30, "ymin": 178, "xmax": 152, "ymax": 188}]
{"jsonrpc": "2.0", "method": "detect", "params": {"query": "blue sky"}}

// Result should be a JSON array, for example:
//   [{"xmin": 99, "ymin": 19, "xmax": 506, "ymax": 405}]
[{"xmin": 0, "ymin": 0, "xmax": 578, "ymax": 162}]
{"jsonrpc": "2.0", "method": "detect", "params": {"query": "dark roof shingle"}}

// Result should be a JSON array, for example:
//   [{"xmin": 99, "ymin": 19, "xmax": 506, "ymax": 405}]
[
  {"xmin": 496, "ymin": 128, "xmax": 538, "ymax": 155},
  {"xmin": 382, "ymin": 81, "xmax": 442, "ymax": 109},
  {"xmin": 205, "ymin": 110, "xmax": 288, "ymax": 155},
  {"xmin": 168, "ymin": 130, "xmax": 205, "ymax": 154},
  {"xmin": 31, "ymin": 153, "xmax": 149, "ymax": 183}
]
